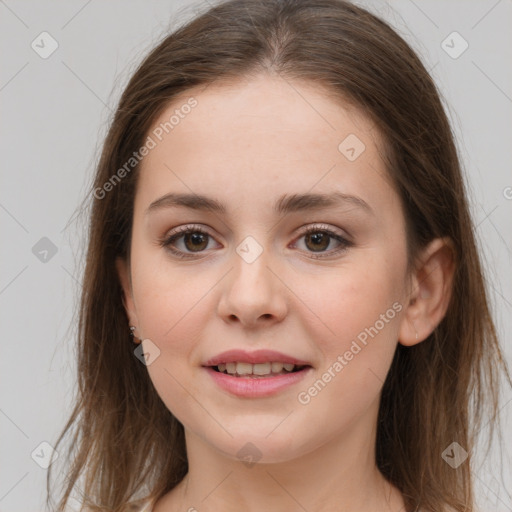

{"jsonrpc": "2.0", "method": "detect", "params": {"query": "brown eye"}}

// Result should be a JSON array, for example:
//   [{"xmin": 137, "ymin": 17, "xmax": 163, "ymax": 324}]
[
  {"xmin": 304, "ymin": 231, "xmax": 330, "ymax": 252},
  {"xmin": 293, "ymin": 225, "xmax": 353, "ymax": 259},
  {"xmin": 160, "ymin": 225, "xmax": 218, "ymax": 259},
  {"xmin": 182, "ymin": 232, "xmax": 209, "ymax": 252}
]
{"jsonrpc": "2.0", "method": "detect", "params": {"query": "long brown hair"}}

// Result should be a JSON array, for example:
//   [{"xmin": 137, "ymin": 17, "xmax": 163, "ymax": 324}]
[{"xmin": 47, "ymin": 1, "xmax": 510, "ymax": 510}]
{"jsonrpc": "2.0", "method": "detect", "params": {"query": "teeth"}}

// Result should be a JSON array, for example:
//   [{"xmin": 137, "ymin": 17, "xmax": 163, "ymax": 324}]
[
  {"xmin": 215, "ymin": 361, "xmax": 303, "ymax": 376},
  {"xmin": 236, "ymin": 362, "xmax": 253, "ymax": 375},
  {"xmin": 253, "ymin": 362, "xmax": 271, "ymax": 375}
]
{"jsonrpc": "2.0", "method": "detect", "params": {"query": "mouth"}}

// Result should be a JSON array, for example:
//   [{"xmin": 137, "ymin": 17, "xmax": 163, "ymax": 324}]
[
  {"xmin": 208, "ymin": 362, "xmax": 311, "ymax": 378},
  {"xmin": 203, "ymin": 361, "xmax": 313, "ymax": 398}
]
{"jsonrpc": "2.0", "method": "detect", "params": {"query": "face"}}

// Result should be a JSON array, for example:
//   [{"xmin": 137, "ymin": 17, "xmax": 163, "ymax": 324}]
[{"xmin": 118, "ymin": 74, "xmax": 413, "ymax": 464}]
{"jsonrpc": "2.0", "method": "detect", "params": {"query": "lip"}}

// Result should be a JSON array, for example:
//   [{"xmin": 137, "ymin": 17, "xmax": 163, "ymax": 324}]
[
  {"xmin": 204, "ymin": 365, "xmax": 313, "ymax": 398},
  {"xmin": 202, "ymin": 349, "xmax": 311, "ymax": 367}
]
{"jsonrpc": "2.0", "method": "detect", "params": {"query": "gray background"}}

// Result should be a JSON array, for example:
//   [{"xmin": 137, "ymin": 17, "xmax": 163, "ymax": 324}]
[{"xmin": 1, "ymin": 0, "xmax": 511, "ymax": 510}]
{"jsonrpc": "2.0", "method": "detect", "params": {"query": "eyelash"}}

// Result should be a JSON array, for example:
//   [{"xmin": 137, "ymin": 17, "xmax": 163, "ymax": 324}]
[{"xmin": 159, "ymin": 223, "xmax": 353, "ymax": 260}]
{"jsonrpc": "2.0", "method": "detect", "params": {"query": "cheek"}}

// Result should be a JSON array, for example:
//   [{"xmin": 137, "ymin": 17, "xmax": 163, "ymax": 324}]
[
  {"xmin": 130, "ymin": 232, "xmax": 407, "ymax": 429},
  {"xmin": 130, "ymin": 239, "xmax": 205, "ymax": 337},
  {"xmin": 133, "ymin": 242, "xmax": 405, "ymax": 365},
  {"xmin": 301, "ymin": 259, "xmax": 403, "ymax": 347},
  {"xmin": 294, "ymin": 256, "xmax": 404, "ymax": 406},
  {"xmin": 130, "ymin": 261, "xmax": 214, "ymax": 425},
  {"xmin": 133, "ymin": 268, "xmax": 208, "ymax": 354}
]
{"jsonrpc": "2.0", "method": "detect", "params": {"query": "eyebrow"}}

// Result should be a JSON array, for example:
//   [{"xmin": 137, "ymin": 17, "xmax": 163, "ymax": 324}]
[{"xmin": 145, "ymin": 191, "xmax": 374, "ymax": 216}]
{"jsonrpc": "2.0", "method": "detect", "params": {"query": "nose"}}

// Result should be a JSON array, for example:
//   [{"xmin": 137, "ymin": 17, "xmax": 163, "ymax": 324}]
[{"xmin": 216, "ymin": 244, "xmax": 288, "ymax": 329}]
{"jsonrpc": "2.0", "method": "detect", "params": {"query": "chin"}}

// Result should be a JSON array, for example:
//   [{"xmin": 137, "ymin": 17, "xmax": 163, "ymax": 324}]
[{"xmin": 206, "ymin": 429, "xmax": 312, "ymax": 466}]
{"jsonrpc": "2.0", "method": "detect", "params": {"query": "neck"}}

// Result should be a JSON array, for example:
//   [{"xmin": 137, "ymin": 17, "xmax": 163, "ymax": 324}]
[{"xmin": 159, "ymin": 400, "xmax": 405, "ymax": 512}]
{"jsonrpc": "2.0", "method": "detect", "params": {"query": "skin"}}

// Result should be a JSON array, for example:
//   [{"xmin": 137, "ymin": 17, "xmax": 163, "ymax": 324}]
[{"xmin": 117, "ymin": 73, "xmax": 454, "ymax": 512}]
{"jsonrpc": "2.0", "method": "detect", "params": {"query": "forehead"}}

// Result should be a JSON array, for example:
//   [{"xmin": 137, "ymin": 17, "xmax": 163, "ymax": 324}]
[
  {"xmin": 149, "ymin": 75, "xmax": 382, "ymax": 150},
  {"xmin": 135, "ymin": 74, "xmax": 398, "ymax": 220}
]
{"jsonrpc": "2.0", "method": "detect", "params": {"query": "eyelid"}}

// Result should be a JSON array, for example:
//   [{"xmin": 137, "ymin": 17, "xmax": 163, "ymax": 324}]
[
  {"xmin": 166, "ymin": 223, "xmax": 213, "ymax": 238},
  {"xmin": 290, "ymin": 223, "xmax": 352, "ymax": 259},
  {"xmin": 159, "ymin": 222, "xmax": 352, "ymax": 259},
  {"xmin": 159, "ymin": 224, "xmax": 218, "ymax": 259},
  {"xmin": 295, "ymin": 222, "xmax": 350, "ymax": 239},
  {"xmin": 162, "ymin": 222, "xmax": 350, "ymax": 242}
]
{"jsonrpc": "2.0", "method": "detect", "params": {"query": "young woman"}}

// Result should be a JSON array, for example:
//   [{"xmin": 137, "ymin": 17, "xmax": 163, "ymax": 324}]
[{"xmin": 47, "ymin": 1, "xmax": 510, "ymax": 511}]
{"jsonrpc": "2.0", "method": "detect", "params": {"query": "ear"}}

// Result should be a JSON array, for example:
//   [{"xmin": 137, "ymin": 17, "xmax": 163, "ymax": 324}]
[
  {"xmin": 115, "ymin": 256, "xmax": 138, "ymax": 328},
  {"xmin": 398, "ymin": 237, "xmax": 456, "ymax": 346}
]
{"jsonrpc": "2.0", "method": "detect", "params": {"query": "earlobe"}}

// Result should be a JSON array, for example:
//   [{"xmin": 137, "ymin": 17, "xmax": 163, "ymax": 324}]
[
  {"xmin": 115, "ymin": 256, "xmax": 138, "ymax": 327},
  {"xmin": 398, "ymin": 237, "xmax": 456, "ymax": 347}
]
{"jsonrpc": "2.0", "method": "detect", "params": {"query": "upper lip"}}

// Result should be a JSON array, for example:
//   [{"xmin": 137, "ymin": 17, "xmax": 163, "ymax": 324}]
[{"xmin": 203, "ymin": 349, "xmax": 312, "ymax": 367}]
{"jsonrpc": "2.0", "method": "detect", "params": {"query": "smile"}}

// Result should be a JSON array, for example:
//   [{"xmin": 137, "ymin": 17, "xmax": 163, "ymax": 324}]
[
  {"xmin": 204, "ymin": 365, "xmax": 313, "ymax": 398},
  {"xmin": 213, "ymin": 361, "xmax": 308, "ymax": 377}
]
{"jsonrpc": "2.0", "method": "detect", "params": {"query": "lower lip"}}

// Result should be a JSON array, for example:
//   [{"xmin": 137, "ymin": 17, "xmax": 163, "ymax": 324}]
[{"xmin": 203, "ymin": 366, "xmax": 312, "ymax": 398}]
